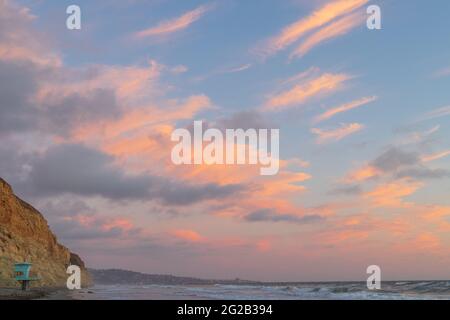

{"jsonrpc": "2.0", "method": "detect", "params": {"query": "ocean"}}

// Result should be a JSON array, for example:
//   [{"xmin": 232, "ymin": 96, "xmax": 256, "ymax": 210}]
[{"xmin": 66, "ymin": 281, "xmax": 450, "ymax": 300}]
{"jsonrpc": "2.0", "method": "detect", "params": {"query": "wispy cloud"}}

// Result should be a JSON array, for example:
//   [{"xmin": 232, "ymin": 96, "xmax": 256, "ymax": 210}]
[
  {"xmin": 263, "ymin": 72, "xmax": 351, "ymax": 111},
  {"xmin": 135, "ymin": 4, "xmax": 211, "ymax": 38},
  {"xmin": 365, "ymin": 180, "xmax": 422, "ymax": 208},
  {"xmin": 344, "ymin": 147, "xmax": 419, "ymax": 183},
  {"xmin": 421, "ymin": 105, "xmax": 450, "ymax": 121},
  {"xmin": 343, "ymin": 146, "xmax": 450, "ymax": 184},
  {"xmin": 344, "ymin": 165, "xmax": 380, "ymax": 183},
  {"xmin": 244, "ymin": 209, "xmax": 323, "ymax": 224},
  {"xmin": 311, "ymin": 123, "xmax": 364, "ymax": 144},
  {"xmin": 225, "ymin": 63, "xmax": 252, "ymax": 73},
  {"xmin": 314, "ymin": 96, "xmax": 377, "ymax": 123},
  {"xmin": 258, "ymin": 0, "xmax": 368, "ymax": 57},
  {"xmin": 290, "ymin": 11, "xmax": 365, "ymax": 59},
  {"xmin": 422, "ymin": 150, "xmax": 450, "ymax": 162},
  {"xmin": 279, "ymin": 67, "xmax": 320, "ymax": 86},
  {"xmin": 432, "ymin": 67, "xmax": 450, "ymax": 78},
  {"xmin": 410, "ymin": 125, "xmax": 440, "ymax": 143}
]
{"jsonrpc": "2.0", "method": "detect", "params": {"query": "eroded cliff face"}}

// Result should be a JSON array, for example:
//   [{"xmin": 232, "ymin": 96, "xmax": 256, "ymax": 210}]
[{"xmin": 0, "ymin": 178, "xmax": 91, "ymax": 288}]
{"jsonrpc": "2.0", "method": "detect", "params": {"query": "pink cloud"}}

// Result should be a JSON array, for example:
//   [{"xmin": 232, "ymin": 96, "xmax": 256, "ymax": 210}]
[
  {"xmin": 263, "ymin": 72, "xmax": 351, "ymax": 111},
  {"xmin": 421, "ymin": 150, "xmax": 450, "ymax": 162},
  {"xmin": 314, "ymin": 96, "xmax": 377, "ymax": 123},
  {"xmin": 171, "ymin": 229, "xmax": 206, "ymax": 243},
  {"xmin": 290, "ymin": 11, "xmax": 365, "ymax": 59},
  {"xmin": 364, "ymin": 180, "xmax": 422, "ymax": 208},
  {"xmin": 256, "ymin": 239, "xmax": 272, "ymax": 252},
  {"xmin": 0, "ymin": 0, "xmax": 61, "ymax": 66},
  {"xmin": 135, "ymin": 4, "xmax": 211, "ymax": 38},
  {"xmin": 257, "ymin": 0, "xmax": 368, "ymax": 57},
  {"xmin": 311, "ymin": 123, "xmax": 364, "ymax": 144}
]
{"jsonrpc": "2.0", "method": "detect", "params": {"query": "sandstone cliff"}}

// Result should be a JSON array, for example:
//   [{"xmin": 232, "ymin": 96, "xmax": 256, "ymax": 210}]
[{"xmin": 0, "ymin": 178, "xmax": 91, "ymax": 288}]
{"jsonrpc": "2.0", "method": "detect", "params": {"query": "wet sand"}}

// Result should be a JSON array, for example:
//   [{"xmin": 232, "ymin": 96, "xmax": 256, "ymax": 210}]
[{"xmin": 0, "ymin": 287, "xmax": 56, "ymax": 300}]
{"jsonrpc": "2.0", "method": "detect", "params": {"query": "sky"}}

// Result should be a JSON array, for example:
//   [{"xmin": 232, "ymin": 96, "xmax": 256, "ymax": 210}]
[{"xmin": 1, "ymin": 0, "xmax": 450, "ymax": 281}]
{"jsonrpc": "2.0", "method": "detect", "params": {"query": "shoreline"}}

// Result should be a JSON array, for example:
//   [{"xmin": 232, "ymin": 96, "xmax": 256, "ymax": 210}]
[{"xmin": 2, "ymin": 282, "xmax": 449, "ymax": 300}]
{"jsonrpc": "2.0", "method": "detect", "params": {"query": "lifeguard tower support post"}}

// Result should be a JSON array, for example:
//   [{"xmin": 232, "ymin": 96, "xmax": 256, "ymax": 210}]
[{"xmin": 14, "ymin": 262, "xmax": 39, "ymax": 291}]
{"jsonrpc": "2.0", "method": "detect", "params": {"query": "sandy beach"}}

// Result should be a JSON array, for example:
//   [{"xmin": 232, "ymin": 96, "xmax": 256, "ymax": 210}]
[
  {"xmin": 0, "ymin": 286, "xmax": 206, "ymax": 300},
  {"xmin": 0, "ymin": 288, "xmax": 57, "ymax": 300},
  {"xmin": 0, "ymin": 286, "xmax": 86, "ymax": 300}
]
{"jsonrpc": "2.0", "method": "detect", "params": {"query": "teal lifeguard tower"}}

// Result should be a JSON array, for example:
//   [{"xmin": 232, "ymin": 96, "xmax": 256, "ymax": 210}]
[{"xmin": 14, "ymin": 262, "xmax": 39, "ymax": 290}]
